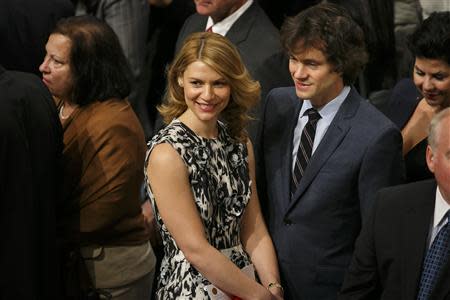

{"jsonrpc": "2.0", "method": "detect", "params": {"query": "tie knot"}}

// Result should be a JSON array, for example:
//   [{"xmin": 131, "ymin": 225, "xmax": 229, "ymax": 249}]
[{"xmin": 304, "ymin": 108, "xmax": 321, "ymax": 123}]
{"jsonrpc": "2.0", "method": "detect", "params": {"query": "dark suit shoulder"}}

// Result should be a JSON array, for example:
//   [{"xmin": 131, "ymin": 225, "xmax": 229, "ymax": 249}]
[
  {"xmin": 376, "ymin": 179, "xmax": 436, "ymax": 211},
  {"xmin": 175, "ymin": 13, "xmax": 207, "ymax": 53},
  {"xmin": 6, "ymin": 69, "xmax": 46, "ymax": 87},
  {"xmin": 267, "ymin": 86, "xmax": 296, "ymax": 98},
  {"xmin": 262, "ymin": 87, "xmax": 300, "ymax": 129},
  {"xmin": 352, "ymin": 94, "xmax": 399, "ymax": 134},
  {"xmin": 266, "ymin": 87, "xmax": 298, "ymax": 108},
  {"xmin": 385, "ymin": 78, "xmax": 421, "ymax": 129},
  {"xmin": 227, "ymin": 2, "xmax": 282, "ymax": 62},
  {"xmin": 1, "ymin": 69, "xmax": 50, "ymax": 97},
  {"xmin": 244, "ymin": 3, "xmax": 280, "ymax": 40}
]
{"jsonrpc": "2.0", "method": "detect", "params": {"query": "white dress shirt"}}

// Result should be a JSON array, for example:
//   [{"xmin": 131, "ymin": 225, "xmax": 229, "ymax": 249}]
[
  {"xmin": 205, "ymin": 0, "xmax": 253, "ymax": 36},
  {"xmin": 291, "ymin": 86, "xmax": 350, "ymax": 171},
  {"xmin": 428, "ymin": 186, "xmax": 450, "ymax": 248}
]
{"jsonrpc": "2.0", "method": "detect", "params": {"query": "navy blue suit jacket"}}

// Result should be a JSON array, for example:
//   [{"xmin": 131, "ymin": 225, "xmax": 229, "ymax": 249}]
[{"xmin": 256, "ymin": 86, "xmax": 405, "ymax": 299}]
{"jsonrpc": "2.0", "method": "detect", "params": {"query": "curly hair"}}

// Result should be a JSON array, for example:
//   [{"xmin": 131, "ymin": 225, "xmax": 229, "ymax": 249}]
[
  {"xmin": 280, "ymin": 2, "xmax": 368, "ymax": 85},
  {"xmin": 159, "ymin": 32, "xmax": 260, "ymax": 142},
  {"xmin": 52, "ymin": 15, "xmax": 132, "ymax": 106},
  {"xmin": 408, "ymin": 11, "xmax": 450, "ymax": 65}
]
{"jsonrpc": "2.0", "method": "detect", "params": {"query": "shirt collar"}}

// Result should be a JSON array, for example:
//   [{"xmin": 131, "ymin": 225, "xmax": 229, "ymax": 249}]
[
  {"xmin": 299, "ymin": 86, "xmax": 350, "ymax": 119},
  {"xmin": 205, "ymin": 0, "xmax": 253, "ymax": 36},
  {"xmin": 434, "ymin": 186, "xmax": 450, "ymax": 228}
]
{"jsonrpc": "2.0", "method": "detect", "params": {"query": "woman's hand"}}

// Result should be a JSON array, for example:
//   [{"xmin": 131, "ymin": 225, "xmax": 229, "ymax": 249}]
[{"xmin": 268, "ymin": 288, "xmax": 284, "ymax": 300}]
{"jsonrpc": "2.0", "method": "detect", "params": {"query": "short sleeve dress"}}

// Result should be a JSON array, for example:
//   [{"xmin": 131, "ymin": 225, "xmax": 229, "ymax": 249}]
[{"xmin": 145, "ymin": 119, "xmax": 253, "ymax": 299}]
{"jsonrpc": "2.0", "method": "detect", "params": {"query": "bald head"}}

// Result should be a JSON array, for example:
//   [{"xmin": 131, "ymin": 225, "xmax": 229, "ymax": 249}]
[{"xmin": 428, "ymin": 107, "xmax": 450, "ymax": 150}]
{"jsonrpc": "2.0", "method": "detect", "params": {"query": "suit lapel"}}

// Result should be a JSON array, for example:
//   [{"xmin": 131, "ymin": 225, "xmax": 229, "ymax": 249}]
[
  {"xmin": 287, "ymin": 89, "xmax": 359, "ymax": 213},
  {"xmin": 401, "ymin": 181, "xmax": 436, "ymax": 300},
  {"xmin": 225, "ymin": 2, "xmax": 258, "ymax": 45},
  {"xmin": 192, "ymin": 15, "xmax": 208, "ymax": 32},
  {"xmin": 276, "ymin": 97, "xmax": 302, "ymax": 212}
]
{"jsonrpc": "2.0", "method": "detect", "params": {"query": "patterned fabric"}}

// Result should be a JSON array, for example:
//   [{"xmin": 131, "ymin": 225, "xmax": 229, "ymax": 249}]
[
  {"xmin": 291, "ymin": 108, "xmax": 321, "ymax": 193},
  {"xmin": 145, "ymin": 119, "xmax": 252, "ymax": 299},
  {"xmin": 417, "ymin": 212, "xmax": 450, "ymax": 300}
]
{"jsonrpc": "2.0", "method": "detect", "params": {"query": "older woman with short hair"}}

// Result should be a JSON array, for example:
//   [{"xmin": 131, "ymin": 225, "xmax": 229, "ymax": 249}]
[{"xmin": 39, "ymin": 15, "xmax": 155, "ymax": 299}]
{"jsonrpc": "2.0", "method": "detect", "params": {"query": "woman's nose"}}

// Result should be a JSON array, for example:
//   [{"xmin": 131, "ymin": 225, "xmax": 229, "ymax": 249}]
[
  {"xmin": 423, "ymin": 76, "xmax": 434, "ymax": 90},
  {"xmin": 39, "ymin": 56, "xmax": 49, "ymax": 73},
  {"xmin": 202, "ymin": 85, "xmax": 213, "ymax": 100}
]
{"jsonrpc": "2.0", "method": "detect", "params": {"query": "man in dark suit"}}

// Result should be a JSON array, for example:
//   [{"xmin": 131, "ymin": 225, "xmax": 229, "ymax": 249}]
[
  {"xmin": 0, "ymin": 65, "xmax": 63, "ymax": 298},
  {"xmin": 175, "ymin": 0, "xmax": 291, "ymax": 142},
  {"xmin": 339, "ymin": 108, "xmax": 450, "ymax": 300},
  {"xmin": 256, "ymin": 3, "xmax": 404, "ymax": 299}
]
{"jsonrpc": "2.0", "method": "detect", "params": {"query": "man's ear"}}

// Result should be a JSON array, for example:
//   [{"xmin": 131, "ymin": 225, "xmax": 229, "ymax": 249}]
[{"xmin": 426, "ymin": 145, "xmax": 435, "ymax": 173}]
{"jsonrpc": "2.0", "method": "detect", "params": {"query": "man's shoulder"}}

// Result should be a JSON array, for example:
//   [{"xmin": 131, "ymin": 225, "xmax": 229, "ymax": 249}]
[
  {"xmin": 377, "ymin": 179, "xmax": 436, "ymax": 209},
  {"xmin": 176, "ymin": 13, "xmax": 207, "ymax": 52},
  {"xmin": 182, "ymin": 13, "xmax": 207, "ymax": 32},
  {"xmin": 234, "ymin": 2, "xmax": 280, "ymax": 45},
  {"xmin": 0, "ymin": 69, "xmax": 52, "ymax": 102},
  {"xmin": 267, "ymin": 86, "xmax": 296, "ymax": 100},
  {"xmin": 348, "ymin": 90, "xmax": 398, "ymax": 131},
  {"xmin": 245, "ymin": 2, "xmax": 279, "ymax": 33}
]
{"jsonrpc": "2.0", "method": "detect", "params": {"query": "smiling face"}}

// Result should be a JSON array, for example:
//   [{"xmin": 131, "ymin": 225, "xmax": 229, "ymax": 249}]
[
  {"xmin": 39, "ymin": 34, "xmax": 73, "ymax": 102},
  {"xmin": 414, "ymin": 57, "xmax": 450, "ymax": 110},
  {"xmin": 194, "ymin": 0, "xmax": 245, "ymax": 22},
  {"xmin": 289, "ymin": 46, "xmax": 344, "ymax": 108},
  {"xmin": 179, "ymin": 60, "xmax": 230, "ymax": 125}
]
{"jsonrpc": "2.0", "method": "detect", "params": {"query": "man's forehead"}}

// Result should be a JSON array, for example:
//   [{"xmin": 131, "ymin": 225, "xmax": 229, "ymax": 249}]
[
  {"xmin": 290, "ymin": 44, "xmax": 327, "ymax": 61},
  {"xmin": 291, "ymin": 39, "xmax": 325, "ymax": 55}
]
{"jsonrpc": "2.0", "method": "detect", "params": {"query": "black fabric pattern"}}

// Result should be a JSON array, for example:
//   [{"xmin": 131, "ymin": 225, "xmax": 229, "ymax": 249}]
[{"xmin": 145, "ymin": 119, "xmax": 252, "ymax": 299}]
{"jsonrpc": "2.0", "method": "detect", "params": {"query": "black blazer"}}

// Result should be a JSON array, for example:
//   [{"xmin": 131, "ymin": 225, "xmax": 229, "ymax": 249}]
[
  {"xmin": 339, "ymin": 179, "xmax": 450, "ymax": 300},
  {"xmin": 257, "ymin": 86, "xmax": 405, "ymax": 299}
]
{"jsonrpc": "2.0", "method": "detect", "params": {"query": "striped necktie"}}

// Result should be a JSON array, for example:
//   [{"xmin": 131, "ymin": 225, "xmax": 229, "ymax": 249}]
[{"xmin": 291, "ymin": 108, "xmax": 321, "ymax": 193}]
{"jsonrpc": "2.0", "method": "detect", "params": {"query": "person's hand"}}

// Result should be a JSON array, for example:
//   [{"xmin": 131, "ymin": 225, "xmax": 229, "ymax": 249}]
[
  {"xmin": 268, "ymin": 284, "xmax": 284, "ymax": 300},
  {"xmin": 270, "ymin": 293, "xmax": 284, "ymax": 300}
]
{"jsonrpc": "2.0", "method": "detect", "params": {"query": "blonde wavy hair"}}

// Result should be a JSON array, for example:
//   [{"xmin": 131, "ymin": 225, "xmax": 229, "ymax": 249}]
[{"xmin": 158, "ymin": 32, "xmax": 260, "ymax": 142}]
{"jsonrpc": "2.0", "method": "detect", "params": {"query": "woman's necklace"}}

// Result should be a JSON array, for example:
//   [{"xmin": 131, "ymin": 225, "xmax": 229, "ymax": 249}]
[{"xmin": 59, "ymin": 104, "xmax": 69, "ymax": 119}]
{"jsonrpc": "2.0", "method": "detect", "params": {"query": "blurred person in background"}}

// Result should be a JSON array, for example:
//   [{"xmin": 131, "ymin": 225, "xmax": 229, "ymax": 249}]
[
  {"xmin": 386, "ymin": 11, "xmax": 450, "ymax": 183},
  {"xmin": 0, "ymin": 0, "xmax": 74, "ymax": 74},
  {"xmin": 0, "ymin": 64, "xmax": 62, "ymax": 299}
]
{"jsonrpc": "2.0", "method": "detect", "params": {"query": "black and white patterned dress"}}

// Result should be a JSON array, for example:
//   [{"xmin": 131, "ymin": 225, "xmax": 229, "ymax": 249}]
[{"xmin": 145, "ymin": 119, "xmax": 253, "ymax": 299}]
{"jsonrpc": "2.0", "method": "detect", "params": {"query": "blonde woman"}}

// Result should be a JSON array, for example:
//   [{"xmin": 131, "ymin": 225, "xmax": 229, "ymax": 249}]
[{"xmin": 146, "ymin": 32, "xmax": 283, "ymax": 299}]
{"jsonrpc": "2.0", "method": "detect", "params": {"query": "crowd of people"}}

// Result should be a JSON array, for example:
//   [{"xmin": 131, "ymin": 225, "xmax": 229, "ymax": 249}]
[{"xmin": 1, "ymin": 0, "xmax": 449, "ymax": 300}]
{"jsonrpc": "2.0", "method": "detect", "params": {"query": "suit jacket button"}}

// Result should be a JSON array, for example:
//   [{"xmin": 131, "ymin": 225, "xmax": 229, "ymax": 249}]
[{"xmin": 283, "ymin": 218, "xmax": 293, "ymax": 225}]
